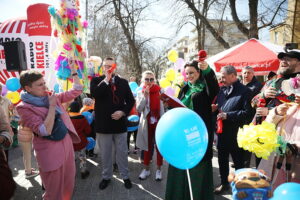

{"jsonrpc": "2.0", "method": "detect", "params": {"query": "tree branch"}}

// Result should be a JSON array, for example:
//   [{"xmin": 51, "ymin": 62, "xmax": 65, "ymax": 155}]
[{"xmin": 229, "ymin": 0, "xmax": 249, "ymax": 37}]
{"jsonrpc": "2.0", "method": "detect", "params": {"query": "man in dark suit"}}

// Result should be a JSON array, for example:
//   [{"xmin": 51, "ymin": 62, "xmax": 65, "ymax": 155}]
[
  {"xmin": 241, "ymin": 66, "xmax": 263, "ymax": 167},
  {"xmin": 214, "ymin": 65, "xmax": 253, "ymax": 194},
  {"xmin": 90, "ymin": 57, "xmax": 135, "ymax": 190}
]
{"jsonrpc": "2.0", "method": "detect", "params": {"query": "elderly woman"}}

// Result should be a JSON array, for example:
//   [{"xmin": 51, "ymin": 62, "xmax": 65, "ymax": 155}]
[
  {"xmin": 165, "ymin": 60, "xmax": 219, "ymax": 200},
  {"xmin": 80, "ymin": 97, "xmax": 94, "ymax": 113},
  {"xmin": 16, "ymin": 66, "xmax": 82, "ymax": 200},
  {"xmin": 136, "ymin": 70, "xmax": 164, "ymax": 181}
]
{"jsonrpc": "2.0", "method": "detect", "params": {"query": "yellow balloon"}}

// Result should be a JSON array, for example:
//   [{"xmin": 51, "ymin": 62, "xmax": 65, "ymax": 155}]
[
  {"xmin": 165, "ymin": 68, "xmax": 176, "ymax": 82},
  {"xmin": 159, "ymin": 78, "xmax": 171, "ymax": 88},
  {"xmin": 167, "ymin": 50, "xmax": 178, "ymax": 63},
  {"xmin": 6, "ymin": 91, "xmax": 21, "ymax": 104}
]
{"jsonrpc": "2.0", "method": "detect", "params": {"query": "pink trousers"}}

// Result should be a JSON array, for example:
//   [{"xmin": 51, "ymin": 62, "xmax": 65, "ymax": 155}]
[{"xmin": 39, "ymin": 136, "xmax": 76, "ymax": 200}]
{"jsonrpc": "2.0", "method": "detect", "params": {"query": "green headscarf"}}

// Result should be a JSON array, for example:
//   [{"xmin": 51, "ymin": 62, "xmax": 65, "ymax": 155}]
[{"xmin": 181, "ymin": 79, "xmax": 205, "ymax": 109}]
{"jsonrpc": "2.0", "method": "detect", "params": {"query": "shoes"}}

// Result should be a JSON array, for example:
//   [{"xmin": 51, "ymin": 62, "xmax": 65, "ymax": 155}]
[
  {"xmin": 81, "ymin": 171, "xmax": 90, "ymax": 179},
  {"xmin": 99, "ymin": 179, "xmax": 110, "ymax": 190},
  {"xmin": 139, "ymin": 169, "xmax": 150, "ymax": 180},
  {"xmin": 155, "ymin": 170, "xmax": 162, "ymax": 181},
  {"xmin": 25, "ymin": 169, "xmax": 39, "ymax": 179},
  {"xmin": 214, "ymin": 184, "xmax": 230, "ymax": 195},
  {"xmin": 123, "ymin": 179, "xmax": 132, "ymax": 189}
]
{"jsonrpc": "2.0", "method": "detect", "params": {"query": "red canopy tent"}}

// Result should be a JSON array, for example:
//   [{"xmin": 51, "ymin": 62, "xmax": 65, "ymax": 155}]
[{"xmin": 206, "ymin": 38, "xmax": 284, "ymax": 75}]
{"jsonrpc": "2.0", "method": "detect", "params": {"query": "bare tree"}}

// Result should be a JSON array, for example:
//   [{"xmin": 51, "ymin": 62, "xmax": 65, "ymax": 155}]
[
  {"xmin": 229, "ymin": 0, "xmax": 287, "ymax": 39},
  {"xmin": 168, "ymin": 0, "xmax": 287, "ymax": 49},
  {"xmin": 88, "ymin": 0, "xmax": 160, "ymax": 81}
]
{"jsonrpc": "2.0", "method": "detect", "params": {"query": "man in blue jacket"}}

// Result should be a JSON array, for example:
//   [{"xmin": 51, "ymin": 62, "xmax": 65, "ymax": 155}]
[{"xmin": 214, "ymin": 65, "xmax": 253, "ymax": 194}]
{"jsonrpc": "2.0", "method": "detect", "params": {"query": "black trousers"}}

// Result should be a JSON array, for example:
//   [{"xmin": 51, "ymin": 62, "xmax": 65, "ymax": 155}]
[{"xmin": 217, "ymin": 139, "xmax": 244, "ymax": 184}]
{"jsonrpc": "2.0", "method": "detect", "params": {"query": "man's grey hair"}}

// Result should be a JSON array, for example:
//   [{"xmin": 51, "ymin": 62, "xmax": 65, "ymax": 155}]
[
  {"xmin": 221, "ymin": 65, "xmax": 237, "ymax": 76},
  {"xmin": 242, "ymin": 66, "xmax": 254, "ymax": 72}
]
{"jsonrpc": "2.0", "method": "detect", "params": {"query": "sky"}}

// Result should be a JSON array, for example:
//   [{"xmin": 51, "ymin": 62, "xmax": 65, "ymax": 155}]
[{"xmin": 0, "ymin": 0, "xmax": 282, "ymax": 52}]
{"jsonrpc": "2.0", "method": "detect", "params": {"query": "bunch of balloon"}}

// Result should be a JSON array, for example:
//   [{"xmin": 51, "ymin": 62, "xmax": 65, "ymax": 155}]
[
  {"xmin": 48, "ymin": 0, "xmax": 89, "ymax": 92},
  {"xmin": 167, "ymin": 49, "xmax": 178, "ymax": 63},
  {"xmin": 4, "ymin": 78, "xmax": 21, "ymax": 105},
  {"xmin": 155, "ymin": 108, "xmax": 208, "ymax": 200}
]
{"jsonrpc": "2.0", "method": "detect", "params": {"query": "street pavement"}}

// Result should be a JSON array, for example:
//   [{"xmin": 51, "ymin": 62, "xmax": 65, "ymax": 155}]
[{"xmin": 8, "ymin": 143, "xmax": 233, "ymax": 200}]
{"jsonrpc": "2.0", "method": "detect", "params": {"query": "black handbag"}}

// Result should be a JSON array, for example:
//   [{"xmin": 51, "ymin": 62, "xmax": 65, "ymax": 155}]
[{"xmin": 43, "ymin": 113, "xmax": 68, "ymax": 141}]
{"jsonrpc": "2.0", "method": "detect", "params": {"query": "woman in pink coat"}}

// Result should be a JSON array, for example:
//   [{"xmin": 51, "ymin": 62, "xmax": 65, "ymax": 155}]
[{"xmin": 16, "ymin": 67, "xmax": 82, "ymax": 200}]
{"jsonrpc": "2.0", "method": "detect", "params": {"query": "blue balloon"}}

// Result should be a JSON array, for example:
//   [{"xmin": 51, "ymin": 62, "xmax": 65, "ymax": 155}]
[
  {"xmin": 82, "ymin": 111, "xmax": 94, "ymax": 124},
  {"xmin": 127, "ymin": 115, "xmax": 139, "ymax": 132},
  {"xmin": 155, "ymin": 108, "xmax": 208, "ymax": 170},
  {"xmin": 6, "ymin": 77, "xmax": 21, "ymax": 92},
  {"xmin": 128, "ymin": 126, "xmax": 138, "ymax": 132},
  {"xmin": 135, "ymin": 86, "xmax": 142, "ymax": 94},
  {"xmin": 271, "ymin": 183, "xmax": 300, "ymax": 200},
  {"xmin": 53, "ymin": 83, "xmax": 60, "ymax": 93},
  {"xmin": 86, "ymin": 137, "xmax": 95, "ymax": 150},
  {"xmin": 129, "ymin": 82, "xmax": 138, "ymax": 92},
  {"xmin": 128, "ymin": 115, "xmax": 139, "ymax": 122}
]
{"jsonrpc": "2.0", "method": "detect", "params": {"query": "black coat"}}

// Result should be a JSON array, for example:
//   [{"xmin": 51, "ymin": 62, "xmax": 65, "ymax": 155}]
[
  {"xmin": 245, "ymin": 77, "xmax": 263, "ymax": 120},
  {"xmin": 216, "ymin": 80, "xmax": 252, "ymax": 145},
  {"xmin": 178, "ymin": 69, "xmax": 219, "ymax": 161},
  {"xmin": 90, "ymin": 75, "xmax": 135, "ymax": 134},
  {"xmin": 245, "ymin": 76, "xmax": 263, "ymax": 99}
]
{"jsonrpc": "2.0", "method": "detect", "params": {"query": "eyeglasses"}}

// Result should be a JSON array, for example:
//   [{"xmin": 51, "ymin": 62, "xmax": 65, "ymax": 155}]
[{"xmin": 144, "ymin": 78, "xmax": 154, "ymax": 82}]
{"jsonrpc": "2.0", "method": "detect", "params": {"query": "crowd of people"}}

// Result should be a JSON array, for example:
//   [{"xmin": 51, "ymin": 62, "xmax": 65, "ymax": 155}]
[{"xmin": 1, "ymin": 50, "xmax": 300, "ymax": 200}]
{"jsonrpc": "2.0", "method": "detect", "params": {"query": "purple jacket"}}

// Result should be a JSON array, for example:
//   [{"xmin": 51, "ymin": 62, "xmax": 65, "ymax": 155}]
[{"xmin": 16, "ymin": 85, "xmax": 82, "ymax": 172}]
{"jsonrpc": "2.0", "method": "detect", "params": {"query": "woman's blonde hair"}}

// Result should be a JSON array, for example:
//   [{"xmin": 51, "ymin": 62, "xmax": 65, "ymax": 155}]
[{"xmin": 141, "ymin": 70, "xmax": 155, "ymax": 82}]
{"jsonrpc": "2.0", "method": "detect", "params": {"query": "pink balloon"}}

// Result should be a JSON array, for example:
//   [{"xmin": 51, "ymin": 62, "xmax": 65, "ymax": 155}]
[
  {"xmin": 174, "ymin": 58, "xmax": 185, "ymax": 71},
  {"xmin": 165, "ymin": 87, "xmax": 175, "ymax": 97},
  {"xmin": 1, "ymin": 85, "xmax": 8, "ymax": 96}
]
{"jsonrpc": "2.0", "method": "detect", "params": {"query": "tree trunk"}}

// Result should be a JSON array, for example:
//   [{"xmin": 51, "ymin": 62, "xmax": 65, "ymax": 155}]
[
  {"xmin": 112, "ymin": 0, "xmax": 142, "ymax": 79},
  {"xmin": 248, "ymin": 0, "xmax": 259, "ymax": 38}
]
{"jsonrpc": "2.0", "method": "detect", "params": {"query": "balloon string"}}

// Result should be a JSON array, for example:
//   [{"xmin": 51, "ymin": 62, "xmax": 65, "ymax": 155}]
[{"xmin": 186, "ymin": 169, "xmax": 194, "ymax": 200}]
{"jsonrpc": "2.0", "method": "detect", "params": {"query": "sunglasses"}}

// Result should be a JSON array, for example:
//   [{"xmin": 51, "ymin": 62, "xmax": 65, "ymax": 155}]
[{"xmin": 144, "ymin": 78, "xmax": 154, "ymax": 82}]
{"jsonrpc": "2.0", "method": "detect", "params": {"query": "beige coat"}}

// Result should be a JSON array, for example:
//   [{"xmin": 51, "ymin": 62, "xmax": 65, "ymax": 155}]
[
  {"xmin": 0, "ymin": 106, "xmax": 12, "ymax": 149},
  {"xmin": 136, "ymin": 90, "xmax": 164, "ymax": 151}
]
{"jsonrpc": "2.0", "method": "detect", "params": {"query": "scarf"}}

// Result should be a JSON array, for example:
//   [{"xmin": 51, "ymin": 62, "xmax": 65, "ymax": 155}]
[
  {"xmin": 80, "ymin": 105, "xmax": 94, "ymax": 113},
  {"xmin": 69, "ymin": 112, "xmax": 81, "ymax": 117},
  {"xmin": 143, "ymin": 84, "xmax": 161, "ymax": 118},
  {"xmin": 181, "ymin": 80, "xmax": 205, "ymax": 109},
  {"xmin": 21, "ymin": 91, "xmax": 62, "ymax": 114}
]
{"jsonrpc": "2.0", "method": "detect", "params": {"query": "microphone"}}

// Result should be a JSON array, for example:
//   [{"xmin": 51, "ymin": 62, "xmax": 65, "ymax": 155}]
[{"xmin": 198, "ymin": 50, "xmax": 207, "ymax": 62}]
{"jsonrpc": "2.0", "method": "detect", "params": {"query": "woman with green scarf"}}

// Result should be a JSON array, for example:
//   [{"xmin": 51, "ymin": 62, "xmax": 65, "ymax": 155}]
[{"xmin": 165, "ymin": 60, "xmax": 219, "ymax": 200}]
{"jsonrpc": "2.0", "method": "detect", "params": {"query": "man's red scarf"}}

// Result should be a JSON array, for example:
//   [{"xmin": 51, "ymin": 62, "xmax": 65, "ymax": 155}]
[{"xmin": 143, "ymin": 84, "xmax": 161, "ymax": 118}]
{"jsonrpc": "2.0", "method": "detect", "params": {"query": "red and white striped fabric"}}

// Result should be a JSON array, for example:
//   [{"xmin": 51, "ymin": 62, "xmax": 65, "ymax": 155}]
[
  {"xmin": 0, "ymin": 69, "xmax": 19, "ymax": 85},
  {"xmin": 0, "ymin": 18, "xmax": 27, "ymax": 34},
  {"xmin": 0, "ymin": 17, "xmax": 27, "ymax": 85}
]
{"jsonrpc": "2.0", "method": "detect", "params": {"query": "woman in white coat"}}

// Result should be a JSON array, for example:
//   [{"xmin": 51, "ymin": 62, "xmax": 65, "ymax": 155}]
[{"xmin": 136, "ymin": 71, "xmax": 164, "ymax": 181}]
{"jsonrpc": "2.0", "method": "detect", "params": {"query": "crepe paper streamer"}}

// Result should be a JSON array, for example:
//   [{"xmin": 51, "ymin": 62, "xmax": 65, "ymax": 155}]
[{"xmin": 237, "ymin": 121, "xmax": 280, "ymax": 160}]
